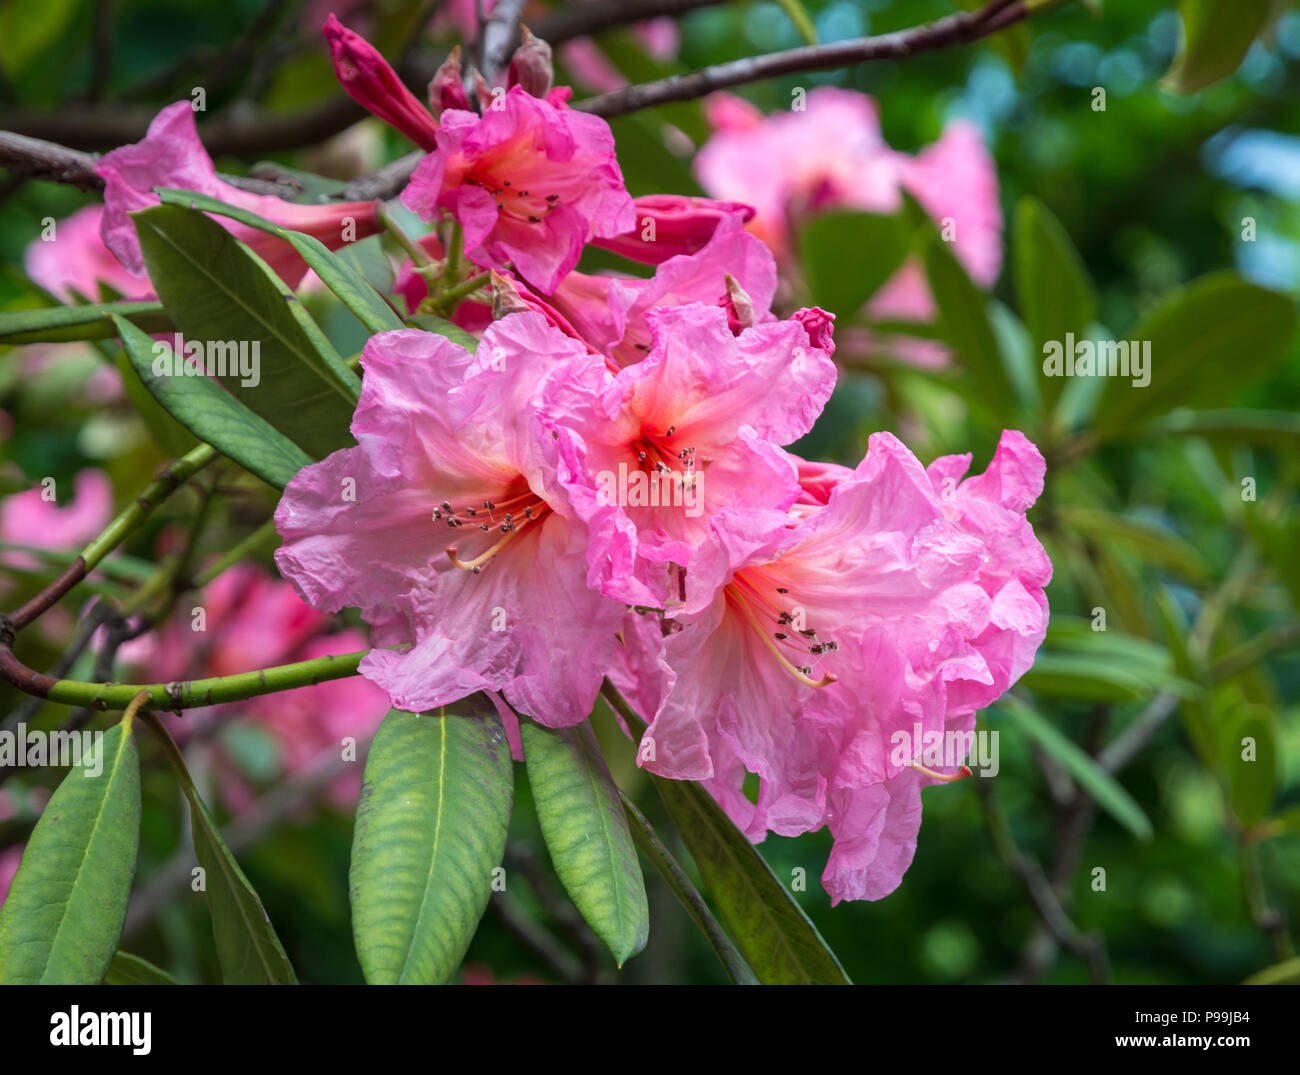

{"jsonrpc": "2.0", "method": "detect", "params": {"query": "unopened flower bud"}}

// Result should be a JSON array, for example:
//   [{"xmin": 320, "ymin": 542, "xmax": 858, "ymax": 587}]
[
  {"xmin": 324, "ymin": 14, "xmax": 439, "ymax": 150},
  {"xmin": 791, "ymin": 306, "xmax": 836, "ymax": 356},
  {"xmin": 722, "ymin": 273, "xmax": 756, "ymax": 334},
  {"xmin": 507, "ymin": 27, "xmax": 554, "ymax": 100},
  {"xmin": 428, "ymin": 45, "xmax": 471, "ymax": 117}
]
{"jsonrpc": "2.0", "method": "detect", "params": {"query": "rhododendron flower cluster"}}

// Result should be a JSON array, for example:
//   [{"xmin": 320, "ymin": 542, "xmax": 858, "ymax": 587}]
[
  {"xmin": 4, "ymin": 16, "xmax": 1050, "ymax": 912},
  {"xmin": 270, "ymin": 18, "xmax": 1053, "ymax": 903}
]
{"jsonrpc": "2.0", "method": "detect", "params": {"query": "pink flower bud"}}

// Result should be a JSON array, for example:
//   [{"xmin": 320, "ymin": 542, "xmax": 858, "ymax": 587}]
[
  {"xmin": 721, "ymin": 273, "xmax": 755, "ymax": 334},
  {"xmin": 324, "ymin": 14, "xmax": 439, "ymax": 151},
  {"xmin": 792, "ymin": 306, "xmax": 836, "ymax": 357},
  {"xmin": 428, "ymin": 45, "xmax": 471, "ymax": 117},
  {"xmin": 591, "ymin": 195, "xmax": 756, "ymax": 266},
  {"xmin": 507, "ymin": 26, "xmax": 554, "ymax": 99}
]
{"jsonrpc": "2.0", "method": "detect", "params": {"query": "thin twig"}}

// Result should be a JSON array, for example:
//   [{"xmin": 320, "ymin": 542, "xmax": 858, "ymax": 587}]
[
  {"xmin": 573, "ymin": 0, "xmax": 1031, "ymax": 118},
  {"xmin": 532, "ymin": 0, "xmax": 726, "ymax": 47},
  {"xmin": 975, "ymin": 776, "xmax": 1110, "ymax": 984}
]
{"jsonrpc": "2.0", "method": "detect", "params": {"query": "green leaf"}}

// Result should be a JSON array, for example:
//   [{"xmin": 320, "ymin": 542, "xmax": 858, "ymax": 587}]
[
  {"xmin": 922, "ymin": 233, "xmax": 1017, "ymax": 421},
  {"xmin": 1020, "ymin": 653, "xmax": 1199, "ymax": 703},
  {"xmin": 1056, "ymin": 507, "xmax": 1208, "ymax": 582},
  {"xmin": 189, "ymin": 783, "xmax": 297, "ymax": 984},
  {"xmin": 1163, "ymin": 0, "xmax": 1274, "ymax": 93},
  {"xmin": 800, "ymin": 211, "xmax": 910, "ymax": 319},
  {"xmin": 999, "ymin": 697, "xmax": 1153, "ymax": 841},
  {"xmin": 350, "ymin": 704, "xmax": 514, "ymax": 984},
  {"xmin": 133, "ymin": 203, "xmax": 359, "ymax": 460},
  {"xmin": 1243, "ymin": 956, "xmax": 1300, "ymax": 985},
  {"xmin": 619, "ymin": 791, "xmax": 757, "ymax": 984},
  {"xmin": 520, "ymin": 720, "xmax": 648, "ymax": 967},
  {"xmin": 652, "ymin": 776, "xmax": 851, "ymax": 984},
  {"xmin": 1217, "ymin": 698, "xmax": 1277, "ymax": 828},
  {"xmin": 1013, "ymin": 196, "xmax": 1096, "ymax": 407},
  {"xmin": 0, "ymin": 0, "xmax": 79, "ymax": 72},
  {"xmin": 0, "ymin": 722, "xmax": 141, "ymax": 984},
  {"xmin": 104, "ymin": 950, "xmax": 180, "ymax": 985},
  {"xmin": 0, "ymin": 300, "xmax": 172, "ymax": 344},
  {"xmin": 155, "ymin": 188, "xmax": 404, "ymax": 335},
  {"xmin": 142, "ymin": 711, "xmax": 297, "ymax": 984},
  {"xmin": 1145, "ymin": 408, "xmax": 1300, "ymax": 450},
  {"xmin": 1092, "ymin": 273, "xmax": 1297, "ymax": 438},
  {"xmin": 113, "ymin": 315, "xmax": 312, "ymax": 490}
]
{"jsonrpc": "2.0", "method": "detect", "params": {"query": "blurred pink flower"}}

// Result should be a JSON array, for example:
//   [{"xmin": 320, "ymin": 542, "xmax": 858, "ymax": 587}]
[
  {"xmin": 141, "ymin": 563, "xmax": 389, "ymax": 810},
  {"xmin": 695, "ymin": 88, "xmax": 903, "ymax": 260},
  {"xmin": 23, "ymin": 205, "xmax": 154, "ymax": 303},
  {"xmin": 95, "ymin": 101, "xmax": 381, "ymax": 288},
  {"xmin": 401, "ymin": 85, "xmax": 635, "ymax": 292},
  {"xmin": 694, "ymin": 89, "xmax": 1004, "ymax": 364},
  {"xmin": 0, "ymin": 469, "xmax": 113, "ymax": 555}
]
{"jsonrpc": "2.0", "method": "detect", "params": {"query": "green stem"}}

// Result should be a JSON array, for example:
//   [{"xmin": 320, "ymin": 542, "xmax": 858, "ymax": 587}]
[
  {"xmin": 775, "ymin": 0, "xmax": 818, "ymax": 45},
  {"xmin": 432, "ymin": 271, "xmax": 490, "ymax": 312},
  {"xmin": 377, "ymin": 202, "xmax": 438, "ymax": 270},
  {"xmin": 192, "ymin": 518, "xmax": 278, "ymax": 589},
  {"xmin": 80, "ymin": 443, "xmax": 219, "ymax": 572},
  {"xmin": 41, "ymin": 647, "xmax": 371, "ymax": 711},
  {"xmin": 445, "ymin": 219, "xmax": 464, "ymax": 284}
]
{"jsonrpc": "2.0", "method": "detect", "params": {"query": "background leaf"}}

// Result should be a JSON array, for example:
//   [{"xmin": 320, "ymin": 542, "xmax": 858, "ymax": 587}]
[
  {"xmin": 104, "ymin": 950, "xmax": 180, "ymax": 985},
  {"xmin": 800, "ymin": 210, "xmax": 910, "ymax": 318},
  {"xmin": 1092, "ymin": 273, "xmax": 1296, "ymax": 438},
  {"xmin": 1163, "ymin": 0, "xmax": 1275, "ymax": 92},
  {"xmin": 1014, "ymin": 196, "xmax": 1097, "ymax": 408}
]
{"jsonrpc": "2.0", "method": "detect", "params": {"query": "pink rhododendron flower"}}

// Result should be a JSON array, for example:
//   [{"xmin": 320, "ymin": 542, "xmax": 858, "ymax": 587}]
[
  {"xmin": 23, "ymin": 205, "xmax": 154, "ymax": 303},
  {"xmin": 274, "ymin": 314, "xmax": 627, "ymax": 726},
  {"xmin": 401, "ymin": 85, "xmax": 636, "ymax": 292},
  {"xmin": 695, "ymin": 88, "xmax": 903, "ymax": 259},
  {"xmin": 324, "ymin": 14, "xmax": 440, "ymax": 150},
  {"xmin": 558, "ymin": 38, "xmax": 628, "ymax": 94},
  {"xmin": 592, "ymin": 194, "xmax": 756, "ymax": 265},
  {"xmin": 544, "ymin": 302, "xmax": 835, "ymax": 605},
  {"xmin": 95, "ymin": 101, "xmax": 381, "ymax": 288},
  {"xmin": 629, "ymin": 430, "xmax": 1049, "ymax": 903}
]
